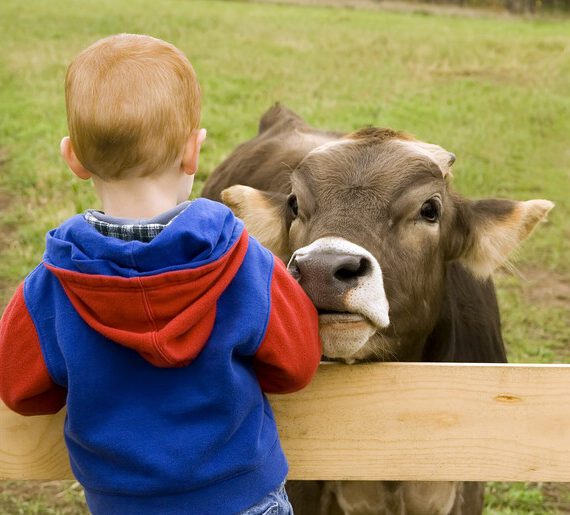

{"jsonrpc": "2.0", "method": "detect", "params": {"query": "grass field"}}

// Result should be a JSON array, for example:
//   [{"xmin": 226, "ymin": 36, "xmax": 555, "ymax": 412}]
[{"xmin": 0, "ymin": 0, "xmax": 569, "ymax": 513}]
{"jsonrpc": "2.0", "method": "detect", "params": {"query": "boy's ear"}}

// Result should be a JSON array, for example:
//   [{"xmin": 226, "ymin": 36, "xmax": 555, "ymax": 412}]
[
  {"xmin": 182, "ymin": 128, "xmax": 207, "ymax": 175},
  {"xmin": 60, "ymin": 137, "xmax": 91, "ymax": 180}
]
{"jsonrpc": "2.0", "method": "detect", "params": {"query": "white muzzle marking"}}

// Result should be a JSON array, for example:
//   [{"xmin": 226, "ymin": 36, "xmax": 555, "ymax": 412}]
[
  {"xmin": 290, "ymin": 237, "xmax": 390, "ymax": 359},
  {"xmin": 290, "ymin": 237, "xmax": 390, "ymax": 328}
]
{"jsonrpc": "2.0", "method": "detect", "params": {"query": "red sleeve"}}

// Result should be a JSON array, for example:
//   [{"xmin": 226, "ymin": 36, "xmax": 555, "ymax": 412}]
[
  {"xmin": 254, "ymin": 258, "xmax": 322, "ymax": 394},
  {"xmin": 0, "ymin": 283, "xmax": 67, "ymax": 415}
]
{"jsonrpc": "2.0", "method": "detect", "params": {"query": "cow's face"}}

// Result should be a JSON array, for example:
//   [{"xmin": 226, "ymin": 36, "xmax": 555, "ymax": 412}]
[{"xmin": 222, "ymin": 129, "xmax": 553, "ymax": 362}]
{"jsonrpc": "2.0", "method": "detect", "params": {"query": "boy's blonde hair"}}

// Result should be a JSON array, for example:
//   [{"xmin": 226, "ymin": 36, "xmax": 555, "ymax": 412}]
[{"xmin": 65, "ymin": 34, "xmax": 200, "ymax": 180}]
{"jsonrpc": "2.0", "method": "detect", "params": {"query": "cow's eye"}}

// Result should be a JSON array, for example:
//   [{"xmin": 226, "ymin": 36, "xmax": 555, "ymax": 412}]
[
  {"xmin": 287, "ymin": 194, "xmax": 298, "ymax": 218},
  {"xmin": 420, "ymin": 198, "xmax": 441, "ymax": 223}
]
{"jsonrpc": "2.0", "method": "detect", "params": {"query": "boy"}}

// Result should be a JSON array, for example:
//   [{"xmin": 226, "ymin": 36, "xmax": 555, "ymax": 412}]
[{"xmin": 0, "ymin": 34, "xmax": 321, "ymax": 514}]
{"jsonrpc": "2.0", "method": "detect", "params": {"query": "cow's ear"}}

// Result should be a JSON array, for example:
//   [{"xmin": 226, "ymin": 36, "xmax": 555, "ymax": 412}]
[
  {"xmin": 451, "ymin": 198, "xmax": 554, "ymax": 278},
  {"xmin": 221, "ymin": 185, "xmax": 290, "ymax": 262}
]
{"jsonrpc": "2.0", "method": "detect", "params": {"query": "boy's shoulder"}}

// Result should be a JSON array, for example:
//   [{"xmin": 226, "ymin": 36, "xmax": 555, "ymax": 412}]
[{"xmin": 22, "ymin": 262, "xmax": 65, "ymax": 316}]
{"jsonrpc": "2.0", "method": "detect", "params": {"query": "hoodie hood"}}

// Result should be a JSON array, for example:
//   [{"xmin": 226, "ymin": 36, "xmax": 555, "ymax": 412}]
[{"xmin": 43, "ymin": 199, "xmax": 249, "ymax": 367}]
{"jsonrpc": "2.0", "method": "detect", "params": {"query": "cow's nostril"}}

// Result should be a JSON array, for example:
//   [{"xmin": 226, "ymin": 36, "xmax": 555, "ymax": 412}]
[
  {"xmin": 333, "ymin": 256, "xmax": 370, "ymax": 283},
  {"xmin": 288, "ymin": 260, "xmax": 301, "ymax": 280}
]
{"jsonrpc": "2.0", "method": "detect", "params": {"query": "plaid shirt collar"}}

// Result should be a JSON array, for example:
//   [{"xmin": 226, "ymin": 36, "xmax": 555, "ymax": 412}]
[{"xmin": 84, "ymin": 202, "xmax": 190, "ymax": 243}]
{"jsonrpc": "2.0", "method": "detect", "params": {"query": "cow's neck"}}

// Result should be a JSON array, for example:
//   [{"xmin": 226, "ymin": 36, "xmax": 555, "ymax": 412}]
[{"xmin": 421, "ymin": 262, "xmax": 508, "ymax": 363}]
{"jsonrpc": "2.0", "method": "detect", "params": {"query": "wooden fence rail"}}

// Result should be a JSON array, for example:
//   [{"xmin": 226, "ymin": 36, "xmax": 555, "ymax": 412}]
[{"xmin": 1, "ymin": 362, "xmax": 569, "ymax": 482}]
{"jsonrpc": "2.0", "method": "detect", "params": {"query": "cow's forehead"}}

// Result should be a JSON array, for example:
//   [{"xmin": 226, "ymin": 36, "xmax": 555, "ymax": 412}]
[{"xmin": 294, "ymin": 137, "xmax": 445, "ymax": 200}]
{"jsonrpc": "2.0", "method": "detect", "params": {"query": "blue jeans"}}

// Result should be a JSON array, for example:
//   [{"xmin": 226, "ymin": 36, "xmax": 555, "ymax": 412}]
[{"xmin": 239, "ymin": 482, "xmax": 293, "ymax": 514}]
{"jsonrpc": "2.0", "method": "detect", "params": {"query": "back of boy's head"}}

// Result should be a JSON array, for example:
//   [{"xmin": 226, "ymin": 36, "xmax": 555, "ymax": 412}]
[{"xmin": 65, "ymin": 34, "xmax": 200, "ymax": 181}]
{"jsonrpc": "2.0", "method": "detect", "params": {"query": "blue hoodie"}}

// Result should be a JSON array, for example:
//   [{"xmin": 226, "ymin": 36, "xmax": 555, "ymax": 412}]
[{"xmin": 0, "ymin": 199, "xmax": 321, "ymax": 514}]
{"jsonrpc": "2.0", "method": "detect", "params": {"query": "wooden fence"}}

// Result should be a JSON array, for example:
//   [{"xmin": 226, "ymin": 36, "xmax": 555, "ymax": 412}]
[{"xmin": 1, "ymin": 362, "xmax": 569, "ymax": 482}]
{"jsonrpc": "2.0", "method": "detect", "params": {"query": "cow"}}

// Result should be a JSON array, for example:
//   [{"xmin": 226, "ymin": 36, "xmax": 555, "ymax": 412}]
[{"xmin": 202, "ymin": 104, "xmax": 554, "ymax": 515}]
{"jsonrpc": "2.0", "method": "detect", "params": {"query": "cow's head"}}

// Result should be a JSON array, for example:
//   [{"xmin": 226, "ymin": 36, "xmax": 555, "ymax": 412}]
[{"xmin": 222, "ymin": 129, "xmax": 553, "ymax": 362}]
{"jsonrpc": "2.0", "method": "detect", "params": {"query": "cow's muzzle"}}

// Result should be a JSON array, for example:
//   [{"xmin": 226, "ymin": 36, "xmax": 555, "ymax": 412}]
[{"xmin": 288, "ymin": 237, "xmax": 390, "ymax": 360}]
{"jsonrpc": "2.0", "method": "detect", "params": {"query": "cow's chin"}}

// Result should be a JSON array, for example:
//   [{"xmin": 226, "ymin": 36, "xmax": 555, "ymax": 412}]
[{"xmin": 318, "ymin": 313, "xmax": 376, "ymax": 363}]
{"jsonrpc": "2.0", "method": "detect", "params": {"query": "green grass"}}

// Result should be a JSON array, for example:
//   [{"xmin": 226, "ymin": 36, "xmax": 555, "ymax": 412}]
[
  {"xmin": 0, "ymin": 0, "xmax": 569, "ymax": 513},
  {"xmin": 485, "ymin": 483, "xmax": 554, "ymax": 514},
  {"xmin": 0, "ymin": 482, "xmax": 86, "ymax": 515}
]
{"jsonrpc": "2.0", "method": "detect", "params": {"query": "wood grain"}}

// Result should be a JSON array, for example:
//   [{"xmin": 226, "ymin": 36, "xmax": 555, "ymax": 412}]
[
  {"xmin": 1, "ymin": 363, "xmax": 569, "ymax": 481},
  {"xmin": 0, "ymin": 406, "xmax": 72, "ymax": 480}
]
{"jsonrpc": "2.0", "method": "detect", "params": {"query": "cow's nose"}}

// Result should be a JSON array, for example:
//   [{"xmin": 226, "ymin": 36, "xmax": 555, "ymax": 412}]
[
  {"xmin": 289, "ymin": 252, "xmax": 373, "ymax": 309},
  {"xmin": 292, "ymin": 253, "xmax": 371, "ymax": 285}
]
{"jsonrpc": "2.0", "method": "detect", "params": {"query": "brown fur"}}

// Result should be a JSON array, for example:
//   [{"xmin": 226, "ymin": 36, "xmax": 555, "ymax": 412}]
[
  {"xmin": 347, "ymin": 127, "xmax": 413, "ymax": 143},
  {"xmin": 221, "ymin": 186, "xmax": 290, "ymax": 261}
]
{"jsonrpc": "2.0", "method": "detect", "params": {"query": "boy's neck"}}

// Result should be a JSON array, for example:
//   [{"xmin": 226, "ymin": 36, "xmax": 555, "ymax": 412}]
[{"xmin": 92, "ymin": 170, "xmax": 193, "ymax": 219}]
